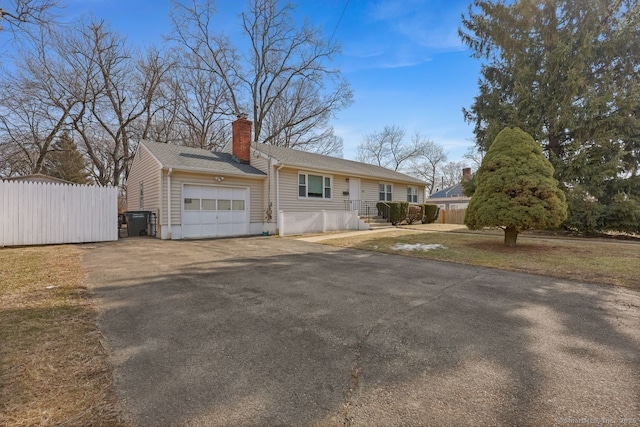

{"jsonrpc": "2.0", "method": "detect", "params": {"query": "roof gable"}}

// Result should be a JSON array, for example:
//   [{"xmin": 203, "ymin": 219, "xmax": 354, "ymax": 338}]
[
  {"xmin": 253, "ymin": 144, "xmax": 426, "ymax": 185},
  {"xmin": 430, "ymin": 183, "xmax": 466, "ymax": 199}
]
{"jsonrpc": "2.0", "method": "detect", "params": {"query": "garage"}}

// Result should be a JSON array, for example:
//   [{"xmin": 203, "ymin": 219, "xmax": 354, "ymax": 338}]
[{"xmin": 182, "ymin": 184, "xmax": 249, "ymax": 239}]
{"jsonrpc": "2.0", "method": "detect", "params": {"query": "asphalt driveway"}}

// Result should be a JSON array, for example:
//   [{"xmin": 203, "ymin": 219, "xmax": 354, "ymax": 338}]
[{"xmin": 82, "ymin": 237, "xmax": 640, "ymax": 426}]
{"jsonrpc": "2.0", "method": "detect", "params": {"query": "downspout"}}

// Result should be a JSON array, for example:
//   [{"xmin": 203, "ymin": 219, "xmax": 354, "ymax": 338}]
[
  {"xmin": 276, "ymin": 163, "xmax": 285, "ymax": 233},
  {"xmin": 167, "ymin": 167, "xmax": 173, "ymax": 239}
]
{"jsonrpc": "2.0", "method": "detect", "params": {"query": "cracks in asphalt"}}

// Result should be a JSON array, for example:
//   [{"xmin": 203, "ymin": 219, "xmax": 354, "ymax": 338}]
[
  {"xmin": 341, "ymin": 323, "xmax": 379, "ymax": 426},
  {"xmin": 339, "ymin": 276, "xmax": 481, "ymax": 425}
]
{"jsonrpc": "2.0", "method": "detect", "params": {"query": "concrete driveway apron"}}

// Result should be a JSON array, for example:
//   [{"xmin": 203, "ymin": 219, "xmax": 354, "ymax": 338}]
[{"xmin": 82, "ymin": 237, "xmax": 640, "ymax": 426}]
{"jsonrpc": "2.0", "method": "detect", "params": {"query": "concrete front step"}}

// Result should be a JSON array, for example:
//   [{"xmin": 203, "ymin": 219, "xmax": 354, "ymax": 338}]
[
  {"xmin": 362, "ymin": 217, "xmax": 393, "ymax": 229},
  {"xmin": 361, "ymin": 216, "xmax": 387, "ymax": 221},
  {"xmin": 368, "ymin": 223, "xmax": 395, "ymax": 229}
]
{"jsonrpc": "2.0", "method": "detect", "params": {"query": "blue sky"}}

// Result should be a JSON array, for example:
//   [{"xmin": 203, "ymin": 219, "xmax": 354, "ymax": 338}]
[{"xmin": 56, "ymin": 0, "xmax": 482, "ymax": 162}]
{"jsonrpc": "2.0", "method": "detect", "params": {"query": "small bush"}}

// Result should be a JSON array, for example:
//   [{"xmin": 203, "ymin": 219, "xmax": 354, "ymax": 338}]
[
  {"xmin": 389, "ymin": 201, "xmax": 409, "ymax": 225},
  {"xmin": 422, "ymin": 204, "xmax": 440, "ymax": 224},
  {"xmin": 407, "ymin": 205, "xmax": 422, "ymax": 224}
]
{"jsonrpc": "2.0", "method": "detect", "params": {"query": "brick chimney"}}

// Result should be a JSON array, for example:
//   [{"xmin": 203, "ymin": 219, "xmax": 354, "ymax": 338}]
[
  {"xmin": 462, "ymin": 167, "xmax": 472, "ymax": 181},
  {"xmin": 232, "ymin": 114, "xmax": 252, "ymax": 164}
]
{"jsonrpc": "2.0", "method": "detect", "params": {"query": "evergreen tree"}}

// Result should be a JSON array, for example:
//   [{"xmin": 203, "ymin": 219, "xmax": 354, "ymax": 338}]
[
  {"xmin": 465, "ymin": 127, "xmax": 567, "ymax": 247},
  {"xmin": 43, "ymin": 131, "xmax": 91, "ymax": 184},
  {"xmin": 460, "ymin": 0, "xmax": 640, "ymax": 233}
]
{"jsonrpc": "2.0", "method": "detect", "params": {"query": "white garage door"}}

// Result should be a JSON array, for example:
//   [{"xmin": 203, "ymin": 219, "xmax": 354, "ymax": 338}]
[{"xmin": 182, "ymin": 185, "xmax": 248, "ymax": 239}]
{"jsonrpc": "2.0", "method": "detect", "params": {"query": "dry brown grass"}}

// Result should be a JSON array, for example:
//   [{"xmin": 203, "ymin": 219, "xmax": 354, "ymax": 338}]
[
  {"xmin": 0, "ymin": 245, "xmax": 123, "ymax": 426},
  {"xmin": 322, "ymin": 230, "xmax": 640, "ymax": 289}
]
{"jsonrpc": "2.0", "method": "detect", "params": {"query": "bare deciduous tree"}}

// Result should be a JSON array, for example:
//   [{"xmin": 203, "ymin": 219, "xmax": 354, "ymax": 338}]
[
  {"xmin": 439, "ymin": 160, "xmax": 467, "ymax": 189},
  {"xmin": 0, "ymin": 28, "xmax": 78, "ymax": 176},
  {"xmin": 169, "ymin": 0, "xmax": 352, "ymax": 151},
  {"xmin": 262, "ymin": 78, "xmax": 343, "ymax": 155},
  {"xmin": 357, "ymin": 125, "xmax": 425, "ymax": 171},
  {"xmin": 0, "ymin": 0, "xmax": 60, "ymax": 33},
  {"xmin": 408, "ymin": 133, "xmax": 447, "ymax": 195},
  {"xmin": 160, "ymin": 48, "xmax": 232, "ymax": 150},
  {"xmin": 463, "ymin": 145, "xmax": 483, "ymax": 169},
  {"xmin": 301, "ymin": 128, "xmax": 343, "ymax": 156},
  {"xmin": 65, "ymin": 21, "xmax": 170, "ymax": 186}
]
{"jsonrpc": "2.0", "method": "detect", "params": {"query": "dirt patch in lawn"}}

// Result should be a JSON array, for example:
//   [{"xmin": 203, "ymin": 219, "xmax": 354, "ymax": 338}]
[
  {"xmin": 0, "ymin": 245, "xmax": 123, "ymax": 426},
  {"xmin": 322, "ymin": 231, "xmax": 640, "ymax": 289}
]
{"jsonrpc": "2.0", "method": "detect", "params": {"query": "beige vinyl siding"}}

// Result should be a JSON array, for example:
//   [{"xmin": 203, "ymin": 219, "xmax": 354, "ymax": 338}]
[
  {"xmin": 161, "ymin": 170, "xmax": 265, "ymax": 225},
  {"xmin": 360, "ymin": 180, "xmax": 381, "ymax": 203},
  {"xmin": 362, "ymin": 180, "xmax": 424, "ymax": 204},
  {"xmin": 277, "ymin": 169, "xmax": 426, "ymax": 214},
  {"xmin": 356, "ymin": 180, "xmax": 424, "ymax": 203},
  {"xmin": 277, "ymin": 167, "xmax": 351, "ymax": 212},
  {"xmin": 393, "ymin": 183, "xmax": 410, "ymax": 203},
  {"xmin": 250, "ymin": 156, "xmax": 274, "ymax": 222},
  {"xmin": 127, "ymin": 145, "xmax": 162, "ymax": 214}
]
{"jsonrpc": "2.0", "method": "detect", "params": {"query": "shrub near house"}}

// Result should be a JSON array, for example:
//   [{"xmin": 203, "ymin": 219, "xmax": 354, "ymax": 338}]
[{"xmin": 377, "ymin": 202, "xmax": 440, "ymax": 225}]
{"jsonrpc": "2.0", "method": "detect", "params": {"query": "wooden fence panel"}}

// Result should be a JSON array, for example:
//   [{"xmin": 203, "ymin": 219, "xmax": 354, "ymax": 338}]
[
  {"xmin": 0, "ymin": 181, "xmax": 118, "ymax": 246},
  {"xmin": 436, "ymin": 209, "xmax": 467, "ymax": 225}
]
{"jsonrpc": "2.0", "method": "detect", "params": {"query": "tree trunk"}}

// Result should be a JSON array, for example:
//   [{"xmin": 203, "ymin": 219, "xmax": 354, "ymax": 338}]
[
  {"xmin": 504, "ymin": 227, "xmax": 519, "ymax": 247},
  {"xmin": 548, "ymin": 133, "xmax": 562, "ymax": 157}
]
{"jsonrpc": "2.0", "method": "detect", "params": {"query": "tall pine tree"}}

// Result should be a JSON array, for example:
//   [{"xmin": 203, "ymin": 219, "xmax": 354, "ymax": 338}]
[
  {"xmin": 460, "ymin": 0, "xmax": 640, "ymax": 233},
  {"xmin": 43, "ymin": 131, "xmax": 91, "ymax": 184}
]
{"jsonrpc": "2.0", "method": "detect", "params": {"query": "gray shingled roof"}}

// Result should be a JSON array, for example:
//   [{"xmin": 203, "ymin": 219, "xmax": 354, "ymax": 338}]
[
  {"xmin": 141, "ymin": 141, "xmax": 267, "ymax": 177},
  {"xmin": 254, "ymin": 144, "xmax": 426, "ymax": 185}
]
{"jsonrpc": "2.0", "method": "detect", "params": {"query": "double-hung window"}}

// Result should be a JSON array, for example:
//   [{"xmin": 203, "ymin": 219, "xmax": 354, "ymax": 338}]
[
  {"xmin": 299, "ymin": 173, "xmax": 332, "ymax": 198},
  {"xmin": 407, "ymin": 187, "xmax": 418, "ymax": 203},
  {"xmin": 379, "ymin": 183, "xmax": 392, "ymax": 201}
]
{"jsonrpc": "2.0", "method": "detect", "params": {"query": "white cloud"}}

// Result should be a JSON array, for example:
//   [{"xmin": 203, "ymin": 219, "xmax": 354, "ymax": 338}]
[{"xmin": 365, "ymin": 0, "xmax": 466, "ymax": 51}]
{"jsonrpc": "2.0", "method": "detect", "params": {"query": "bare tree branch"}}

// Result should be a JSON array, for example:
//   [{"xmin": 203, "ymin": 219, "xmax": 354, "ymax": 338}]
[
  {"xmin": 0, "ymin": 0, "xmax": 62, "ymax": 39},
  {"xmin": 0, "ymin": 26, "xmax": 77, "ymax": 175},
  {"xmin": 168, "ymin": 0, "xmax": 352, "ymax": 152},
  {"xmin": 356, "ymin": 125, "xmax": 421, "ymax": 171},
  {"xmin": 64, "ymin": 20, "xmax": 170, "ymax": 186},
  {"xmin": 408, "ymin": 132, "xmax": 447, "ymax": 195}
]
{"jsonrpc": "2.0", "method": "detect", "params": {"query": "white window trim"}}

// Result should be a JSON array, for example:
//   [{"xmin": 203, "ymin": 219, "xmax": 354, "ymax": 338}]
[
  {"xmin": 407, "ymin": 186, "xmax": 418, "ymax": 203},
  {"xmin": 379, "ymin": 182, "xmax": 393, "ymax": 201},
  {"xmin": 298, "ymin": 172, "xmax": 333, "ymax": 200}
]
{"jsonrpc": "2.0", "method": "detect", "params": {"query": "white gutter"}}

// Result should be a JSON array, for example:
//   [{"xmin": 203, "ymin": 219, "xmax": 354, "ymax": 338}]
[
  {"xmin": 167, "ymin": 167, "xmax": 173, "ymax": 239},
  {"xmin": 262, "ymin": 163, "xmax": 425, "ymax": 186},
  {"xmin": 276, "ymin": 163, "xmax": 285, "ymax": 232}
]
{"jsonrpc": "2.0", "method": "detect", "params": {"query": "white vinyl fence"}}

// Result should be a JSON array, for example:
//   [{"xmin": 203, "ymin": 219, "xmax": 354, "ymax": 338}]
[
  {"xmin": 1, "ymin": 180, "xmax": 118, "ymax": 246},
  {"xmin": 278, "ymin": 210, "xmax": 367, "ymax": 236}
]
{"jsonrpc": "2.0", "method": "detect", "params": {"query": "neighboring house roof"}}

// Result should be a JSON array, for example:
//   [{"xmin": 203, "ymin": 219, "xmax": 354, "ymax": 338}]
[
  {"xmin": 140, "ymin": 141, "xmax": 267, "ymax": 178},
  {"xmin": 430, "ymin": 183, "xmax": 467, "ymax": 199},
  {"xmin": 254, "ymin": 144, "xmax": 426, "ymax": 185},
  {"xmin": 2, "ymin": 173, "xmax": 77, "ymax": 185}
]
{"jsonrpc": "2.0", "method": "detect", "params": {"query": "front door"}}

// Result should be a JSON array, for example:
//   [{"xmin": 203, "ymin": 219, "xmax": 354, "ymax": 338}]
[{"xmin": 349, "ymin": 178, "xmax": 361, "ymax": 212}]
